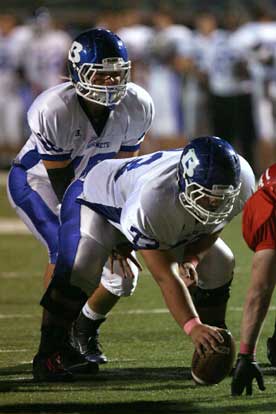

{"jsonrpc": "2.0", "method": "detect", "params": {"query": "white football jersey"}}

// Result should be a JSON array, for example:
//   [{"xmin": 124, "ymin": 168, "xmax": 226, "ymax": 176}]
[
  {"xmin": 0, "ymin": 25, "xmax": 32, "ymax": 93},
  {"xmin": 15, "ymin": 81, "xmax": 154, "ymax": 179},
  {"xmin": 80, "ymin": 151, "xmax": 255, "ymax": 250},
  {"xmin": 201, "ymin": 30, "xmax": 252, "ymax": 95},
  {"xmin": 192, "ymin": 29, "xmax": 227, "ymax": 72},
  {"xmin": 230, "ymin": 22, "xmax": 276, "ymax": 52},
  {"xmin": 230, "ymin": 22, "xmax": 276, "ymax": 81}
]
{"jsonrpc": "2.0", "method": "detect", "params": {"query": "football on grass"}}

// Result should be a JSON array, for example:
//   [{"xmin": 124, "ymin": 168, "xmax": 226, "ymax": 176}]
[{"xmin": 191, "ymin": 329, "xmax": 236, "ymax": 385}]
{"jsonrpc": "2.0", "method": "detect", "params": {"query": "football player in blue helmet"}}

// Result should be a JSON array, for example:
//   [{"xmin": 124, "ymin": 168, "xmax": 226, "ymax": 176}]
[
  {"xmin": 31, "ymin": 136, "xmax": 255, "ymax": 382},
  {"xmin": 8, "ymin": 25, "xmax": 155, "ymax": 380},
  {"xmin": 178, "ymin": 136, "xmax": 241, "ymax": 225},
  {"xmin": 68, "ymin": 28, "xmax": 131, "ymax": 106}
]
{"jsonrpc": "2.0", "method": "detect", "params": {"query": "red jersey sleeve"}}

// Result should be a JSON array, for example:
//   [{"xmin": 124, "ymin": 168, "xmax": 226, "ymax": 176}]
[{"xmin": 242, "ymin": 189, "xmax": 276, "ymax": 252}]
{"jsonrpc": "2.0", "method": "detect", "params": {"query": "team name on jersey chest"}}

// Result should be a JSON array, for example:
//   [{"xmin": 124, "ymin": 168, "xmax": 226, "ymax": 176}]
[
  {"xmin": 86, "ymin": 140, "xmax": 110, "ymax": 149},
  {"xmin": 73, "ymin": 128, "xmax": 111, "ymax": 151}
]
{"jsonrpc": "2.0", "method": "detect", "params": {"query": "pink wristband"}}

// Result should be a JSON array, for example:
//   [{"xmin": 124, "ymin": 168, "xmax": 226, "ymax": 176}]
[
  {"xmin": 240, "ymin": 341, "xmax": 256, "ymax": 355},
  {"xmin": 184, "ymin": 255, "xmax": 199, "ymax": 268},
  {"xmin": 183, "ymin": 317, "xmax": 201, "ymax": 335}
]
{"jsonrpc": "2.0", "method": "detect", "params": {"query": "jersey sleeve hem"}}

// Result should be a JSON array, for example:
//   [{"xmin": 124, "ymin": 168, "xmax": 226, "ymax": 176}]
[
  {"xmin": 119, "ymin": 143, "xmax": 141, "ymax": 152},
  {"xmin": 40, "ymin": 153, "xmax": 72, "ymax": 161},
  {"xmin": 255, "ymin": 241, "xmax": 276, "ymax": 252}
]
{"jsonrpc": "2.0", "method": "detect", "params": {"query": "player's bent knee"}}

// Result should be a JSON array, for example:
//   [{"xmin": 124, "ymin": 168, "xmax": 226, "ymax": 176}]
[
  {"xmin": 192, "ymin": 279, "xmax": 233, "ymax": 307},
  {"xmin": 70, "ymin": 236, "xmax": 109, "ymax": 296},
  {"xmin": 71, "ymin": 266, "xmax": 103, "ymax": 297},
  {"xmin": 197, "ymin": 239, "xmax": 235, "ymax": 289}
]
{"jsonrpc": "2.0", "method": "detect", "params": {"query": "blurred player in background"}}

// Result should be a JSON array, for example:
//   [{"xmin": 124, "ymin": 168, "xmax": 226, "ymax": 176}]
[
  {"xmin": 32, "ymin": 136, "xmax": 255, "ymax": 382},
  {"xmin": 0, "ymin": 13, "xmax": 26, "ymax": 165},
  {"xmin": 117, "ymin": 8, "xmax": 154, "ymax": 88},
  {"xmin": 141, "ymin": 7, "xmax": 193, "ymax": 153},
  {"xmin": 230, "ymin": 4, "xmax": 276, "ymax": 174},
  {"xmin": 7, "ymin": 28, "xmax": 154, "ymax": 368},
  {"xmin": 188, "ymin": 10, "xmax": 220, "ymax": 137},
  {"xmin": 204, "ymin": 14, "xmax": 257, "ymax": 173},
  {"xmin": 231, "ymin": 164, "xmax": 276, "ymax": 396},
  {"xmin": 20, "ymin": 8, "xmax": 72, "ymax": 98}
]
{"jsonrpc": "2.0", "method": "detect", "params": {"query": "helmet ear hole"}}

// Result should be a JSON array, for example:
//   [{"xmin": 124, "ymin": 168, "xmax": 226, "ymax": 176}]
[
  {"xmin": 178, "ymin": 137, "xmax": 241, "ymax": 225},
  {"xmin": 68, "ymin": 28, "xmax": 131, "ymax": 106}
]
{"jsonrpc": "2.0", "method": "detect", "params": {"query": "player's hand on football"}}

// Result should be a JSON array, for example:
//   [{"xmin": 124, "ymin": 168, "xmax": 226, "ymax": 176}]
[
  {"xmin": 190, "ymin": 324, "xmax": 224, "ymax": 357},
  {"xmin": 110, "ymin": 244, "xmax": 142, "ymax": 279},
  {"xmin": 231, "ymin": 354, "xmax": 265, "ymax": 396},
  {"xmin": 179, "ymin": 262, "xmax": 198, "ymax": 288}
]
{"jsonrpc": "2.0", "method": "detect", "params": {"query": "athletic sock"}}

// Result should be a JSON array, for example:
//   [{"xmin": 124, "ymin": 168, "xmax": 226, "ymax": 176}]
[{"xmin": 82, "ymin": 302, "xmax": 106, "ymax": 321}]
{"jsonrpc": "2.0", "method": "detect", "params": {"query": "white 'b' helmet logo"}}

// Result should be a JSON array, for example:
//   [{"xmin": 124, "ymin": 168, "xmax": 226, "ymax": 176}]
[
  {"xmin": 68, "ymin": 41, "xmax": 83, "ymax": 63},
  {"xmin": 181, "ymin": 149, "xmax": 200, "ymax": 178}
]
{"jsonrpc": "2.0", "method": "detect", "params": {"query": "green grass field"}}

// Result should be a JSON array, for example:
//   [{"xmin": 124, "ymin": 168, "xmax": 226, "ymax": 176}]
[{"xmin": 1, "ymin": 180, "xmax": 276, "ymax": 414}]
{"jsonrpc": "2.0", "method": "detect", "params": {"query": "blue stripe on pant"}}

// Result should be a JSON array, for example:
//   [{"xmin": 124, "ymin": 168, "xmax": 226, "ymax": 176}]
[
  {"xmin": 55, "ymin": 179, "xmax": 83, "ymax": 283},
  {"xmin": 8, "ymin": 165, "xmax": 59, "ymax": 263},
  {"xmin": 41, "ymin": 179, "xmax": 87, "ymax": 314}
]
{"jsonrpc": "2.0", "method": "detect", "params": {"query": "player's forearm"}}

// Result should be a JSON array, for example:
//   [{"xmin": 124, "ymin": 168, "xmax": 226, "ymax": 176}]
[
  {"xmin": 141, "ymin": 249, "xmax": 199, "ymax": 328},
  {"xmin": 240, "ymin": 250, "xmax": 276, "ymax": 350},
  {"xmin": 159, "ymin": 273, "xmax": 199, "ymax": 328},
  {"xmin": 240, "ymin": 287, "xmax": 273, "ymax": 349},
  {"xmin": 43, "ymin": 161, "xmax": 75, "ymax": 203}
]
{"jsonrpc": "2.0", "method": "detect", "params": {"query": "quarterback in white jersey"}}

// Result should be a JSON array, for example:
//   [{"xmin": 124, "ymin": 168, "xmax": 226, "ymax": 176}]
[
  {"xmin": 11, "ymin": 80, "xmax": 153, "ymax": 182},
  {"xmin": 8, "ymin": 28, "xmax": 153, "ymax": 264},
  {"xmin": 7, "ymin": 29, "xmax": 154, "ymax": 371},
  {"xmin": 33, "ymin": 136, "xmax": 255, "ymax": 382}
]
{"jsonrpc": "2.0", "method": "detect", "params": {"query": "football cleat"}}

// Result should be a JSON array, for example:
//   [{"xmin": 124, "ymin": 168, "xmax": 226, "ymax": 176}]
[
  {"xmin": 33, "ymin": 343, "xmax": 99, "ymax": 382},
  {"xmin": 71, "ymin": 313, "xmax": 107, "ymax": 364},
  {"xmin": 61, "ymin": 341, "xmax": 99, "ymax": 374},
  {"xmin": 33, "ymin": 352, "xmax": 74, "ymax": 382},
  {"xmin": 267, "ymin": 337, "xmax": 276, "ymax": 366}
]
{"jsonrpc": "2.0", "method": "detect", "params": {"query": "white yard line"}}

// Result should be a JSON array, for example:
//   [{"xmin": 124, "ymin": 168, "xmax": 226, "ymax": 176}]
[
  {"xmin": 0, "ymin": 272, "xmax": 40, "ymax": 278},
  {"xmin": 0, "ymin": 349, "xmax": 29, "ymax": 353},
  {"xmin": 0, "ymin": 306, "xmax": 276, "ymax": 322},
  {"xmin": 0, "ymin": 219, "xmax": 30, "ymax": 234},
  {"xmin": 0, "ymin": 314, "xmax": 36, "ymax": 319},
  {"xmin": 114, "ymin": 307, "xmax": 276, "ymax": 313},
  {"xmin": 118, "ymin": 308, "xmax": 169, "ymax": 314},
  {"xmin": 1, "ymin": 307, "xmax": 276, "ymax": 355}
]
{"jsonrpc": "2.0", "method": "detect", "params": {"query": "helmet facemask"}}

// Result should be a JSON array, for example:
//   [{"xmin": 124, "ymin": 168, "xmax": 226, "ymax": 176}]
[
  {"xmin": 179, "ymin": 182, "xmax": 241, "ymax": 225},
  {"xmin": 74, "ymin": 57, "xmax": 131, "ymax": 106}
]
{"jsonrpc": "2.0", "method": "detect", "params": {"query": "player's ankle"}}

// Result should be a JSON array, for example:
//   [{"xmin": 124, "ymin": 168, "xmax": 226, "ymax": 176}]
[{"xmin": 38, "ymin": 325, "xmax": 68, "ymax": 355}]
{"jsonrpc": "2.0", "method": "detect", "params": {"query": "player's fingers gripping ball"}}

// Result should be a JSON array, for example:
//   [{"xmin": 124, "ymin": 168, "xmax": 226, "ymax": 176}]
[{"xmin": 191, "ymin": 329, "xmax": 236, "ymax": 385}]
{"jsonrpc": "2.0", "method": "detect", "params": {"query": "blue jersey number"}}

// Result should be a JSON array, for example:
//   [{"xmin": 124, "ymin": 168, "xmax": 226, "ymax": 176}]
[
  {"xmin": 114, "ymin": 152, "xmax": 163, "ymax": 181},
  {"xmin": 130, "ymin": 226, "xmax": 159, "ymax": 250}
]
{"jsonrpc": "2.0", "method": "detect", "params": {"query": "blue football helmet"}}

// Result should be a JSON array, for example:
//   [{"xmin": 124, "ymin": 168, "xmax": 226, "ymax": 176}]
[
  {"xmin": 178, "ymin": 136, "xmax": 241, "ymax": 225},
  {"xmin": 68, "ymin": 28, "xmax": 131, "ymax": 106}
]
